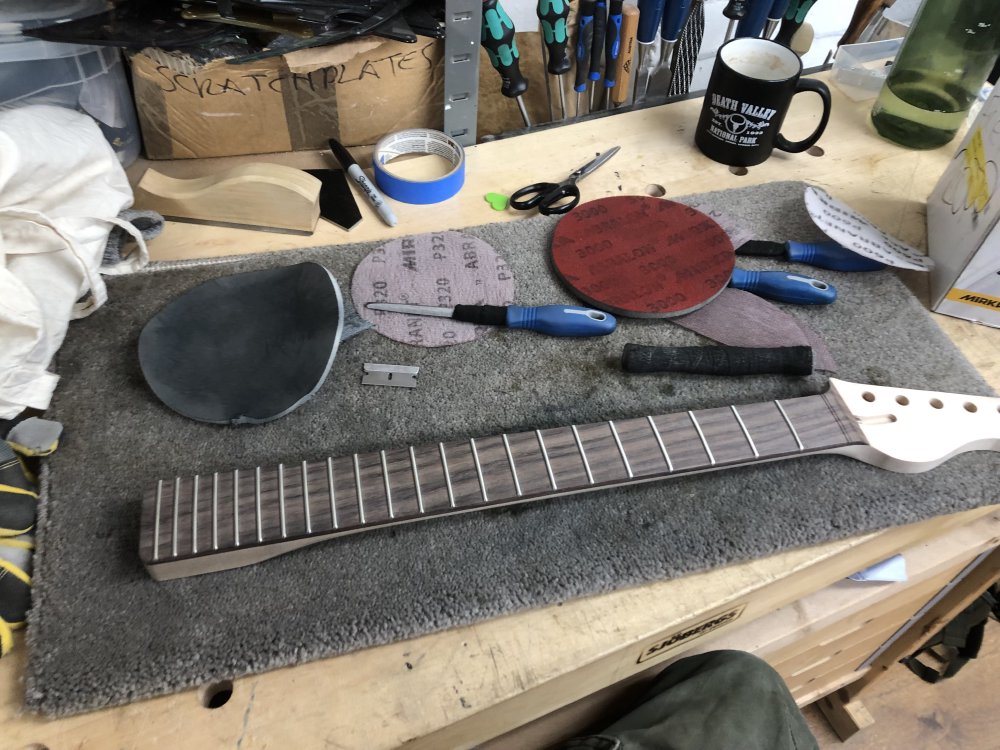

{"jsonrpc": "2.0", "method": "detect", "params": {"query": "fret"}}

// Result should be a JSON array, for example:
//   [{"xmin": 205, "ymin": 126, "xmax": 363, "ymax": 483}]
[
  {"xmin": 535, "ymin": 427, "xmax": 591, "ymax": 489},
  {"xmin": 609, "ymin": 417, "xmax": 671, "ymax": 477},
  {"xmin": 572, "ymin": 423, "xmax": 632, "ymax": 483},
  {"xmin": 191, "ymin": 475, "xmax": 199, "ymax": 554},
  {"xmin": 153, "ymin": 480, "xmax": 163, "ymax": 561},
  {"xmin": 501, "ymin": 434, "xmax": 523, "ymax": 496},
  {"xmin": 410, "ymin": 446, "xmax": 425, "ymax": 513},
  {"xmin": 438, "ymin": 443, "xmax": 456, "ymax": 508},
  {"xmin": 171, "ymin": 477, "xmax": 180, "ymax": 558},
  {"xmin": 690, "ymin": 406, "xmax": 756, "ymax": 465},
  {"xmin": 212, "ymin": 472, "xmax": 220, "ymax": 551},
  {"xmin": 301, "ymin": 461, "xmax": 312, "ymax": 534},
  {"xmin": 731, "ymin": 406, "xmax": 759, "ymax": 458},
  {"xmin": 775, "ymin": 400, "xmax": 804, "ymax": 451},
  {"xmin": 467, "ymin": 436, "xmax": 518, "ymax": 501},
  {"xmin": 254, "ymin": 466, "xmax": 263, "ymax": 543},
  {"xmin": 353, "ymin": 454, "xmax": 366, "ymax": 524},
  {"xmin": 571, "ymin": 426, "xmax": 595, "ymax": 485},
  {"xmin": 653, "ymin": 413, "xmax": 715, "ymax": 471},
  {"xmin": 326, "ymin": 458, "xmax": 338, "ymax": 529},
  {"xmin": 503, "ymin": 431, "xmax": 557, "ymax": 496},
  {"xmin": 535, "ymin": 430, "xmax": 557, "ymax": 490},
  {"xmin": 233, "ymin": 469, "xmax": 241, "ymax": 547},
  {"xmin": 469, "ymin": 439, "xmax": 488, "ymax": 502},
  {"xmin": 379, "ymin": 450, "xmax": 394, "ymax": 519},
  {"xmin": 688, "ymin": 412, "xmax": 715, "ymax": 465},
  {"xmin": 647, "ymin": 416, "xmax": 674, "ymax": 472},
  {"xmin": 277, "ymin": 463, "xmax": 288, "ymax": 538},
  {"xmin": 783, "ymin": 394, "xmax": 863, "ymax": 450},
  {"xmin": 726, "ymin": 402, "xmax": 801, "ymax": 456},
  {"xmin": 407, "ymin": 445, "xmax": 452, "ymax": 511},
  {"xmin": 607, "ymin": 421, "xmax": 634, "ymax": 478},
  {"xmin": 329, "ymin": 455, "xmax": 362, "ymax": 528},
  {"xmin": 438, "ymin": 441, "xmax": 486, "ymax": 507}
]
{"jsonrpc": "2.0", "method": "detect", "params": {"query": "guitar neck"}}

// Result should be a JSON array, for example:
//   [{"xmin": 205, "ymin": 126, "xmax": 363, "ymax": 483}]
[{"xmin": 140, "ymin": 389, "xmax": 865, "ymax": 580}]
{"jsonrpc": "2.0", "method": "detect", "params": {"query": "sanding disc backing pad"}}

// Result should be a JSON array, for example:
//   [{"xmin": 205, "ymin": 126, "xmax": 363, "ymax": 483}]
[
  {"xmin": 550, "ymin": 196, "xmax": 735, "ymax": 318},
  {"xmin": 352, "ymin": 231, "xmax": 516, "ymax": 347}
]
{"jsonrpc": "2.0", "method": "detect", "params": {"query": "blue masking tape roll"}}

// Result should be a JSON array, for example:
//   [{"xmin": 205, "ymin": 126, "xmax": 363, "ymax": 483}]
[{"xmin": 371, "ymin": 129, "xmax": 466, "ymax": 204}]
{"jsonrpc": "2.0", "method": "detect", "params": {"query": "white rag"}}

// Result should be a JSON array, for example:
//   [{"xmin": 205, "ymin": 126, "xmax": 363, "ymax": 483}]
[{"xmin": 0, "ymin": 105, "xmax": 149, "ymax": 419}]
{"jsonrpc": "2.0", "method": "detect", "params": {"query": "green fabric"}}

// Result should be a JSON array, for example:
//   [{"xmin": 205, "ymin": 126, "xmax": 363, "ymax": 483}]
[{"xmin": 561, "ymin": 651, "xmax": 818, "ymax": 750}]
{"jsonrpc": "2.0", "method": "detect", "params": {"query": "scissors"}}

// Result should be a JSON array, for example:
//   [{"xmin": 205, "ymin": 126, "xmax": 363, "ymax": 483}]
[{"xmin": 509, "ymin": 147, "xmax": 621, "ymax": 216}]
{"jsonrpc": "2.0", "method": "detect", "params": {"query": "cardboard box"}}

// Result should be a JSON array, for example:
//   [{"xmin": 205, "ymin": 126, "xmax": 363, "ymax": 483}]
[
  {"xmin": 130, "ymin": 37, "xmax": 444, "ymax": 159},
  {"xmin": 927, "ymin": 88, "xmax": 1000, "ymax": 327}
]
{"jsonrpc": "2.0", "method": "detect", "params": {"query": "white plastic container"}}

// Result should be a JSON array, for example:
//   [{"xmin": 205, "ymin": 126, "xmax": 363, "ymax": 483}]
[{"xmin": 0, "ymin": 1, "xmax": 140, "ymax": 165}]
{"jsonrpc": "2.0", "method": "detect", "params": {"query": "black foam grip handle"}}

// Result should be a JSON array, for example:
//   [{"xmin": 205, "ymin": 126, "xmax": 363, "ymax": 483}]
[
  {"xmin": 452, "ymin": 304, "xmax": 508, "ymax": 327},
  {"xmin": 575, "ymin": 0, "xmax": 596, "ymax": 91},
  {"xmin": 621, "ymin": 344, "xmax": 814, "ymax": 375}
]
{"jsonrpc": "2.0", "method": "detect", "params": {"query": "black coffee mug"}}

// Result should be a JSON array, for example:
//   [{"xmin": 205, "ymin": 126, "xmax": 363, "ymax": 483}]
[{"xmin": 695, "ymin": 38, "xmax": 832, "ymax": 167}]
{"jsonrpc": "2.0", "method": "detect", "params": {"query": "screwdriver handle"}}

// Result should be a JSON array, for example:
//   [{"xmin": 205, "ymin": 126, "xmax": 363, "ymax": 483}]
[
  {"xmin": 734, "ymin": 0, "xmax": 770, "ymax": 37},
  {"xmin": 728, "ymin": 268, "xmax": 837, "ymax": 304},
  {"xmin": 723, "ymin": 0, "xmax": 750, "ymax": 21},
  {"xmin": 604, "ymin": 0, "xmax": 624, "ymax": 91},
  {"xmin": 636, "ymin": 0, "xmax": 665, "ymax": 44},
  {"xmin": 775, "ymin": 0, "xmax": 818, "ymax": 47},
  {"xmin": 767, "ymin": 0, "xmax": 791, "ymax": 22},
  {"xmin": 589, "ymin": 0, "xmax": 608, "ymax": 84},
  {"xmin": 785, "ymin": 240, "xmax": 886, "ymax": 272},
  {"xmin": 538, "ymin": 0, "xmax": 571, "ymax": 75},
  {"xmin": 507, "ymin": 305, "xmax": 618, "ymax": 336},
  {"xmin": 622, "ymin": 344, "xmax": 813, "ymax": 375},
  {"xmin": 660, "ymin": 0, "xmax": 692, "ymax": 42},
  {"xmin": 611, "ymin": 4, "xmax": 640, "ymax": 106},
  {"xmin": 482, "ymin": 0, "xmax": 528, "ymax": 98},
  {"xmin": 575, "ymin": 0, "xmax": 596, "ymax": 93},
  {"xmin": 451, "ymin": 304, "xmax": 617, "ymax": 336}
]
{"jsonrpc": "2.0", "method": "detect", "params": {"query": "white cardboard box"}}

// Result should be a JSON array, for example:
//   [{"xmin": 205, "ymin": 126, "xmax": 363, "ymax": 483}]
[{"xmin": 927, "ymin": 87, "xmax": 1000, "ymax": 327}]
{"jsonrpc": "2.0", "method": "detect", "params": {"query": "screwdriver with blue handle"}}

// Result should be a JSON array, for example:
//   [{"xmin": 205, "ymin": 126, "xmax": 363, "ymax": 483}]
[
  {"xmin": 633, "ymin": 0, "xmax": 666, "ymax": 105},
  {"xmin": 764, "ymin": 0, "xmax": 791, "ymax": 38},
  {"xmin": 733, "ymin": 0, "xmax": 770, "ymax": 38},
  {"xmin": 366, "ymin": 302, "xmax": 618, "ymax": 336},
  {"xmin": 574, "ymin": 0, "xmax": 597, "ymax": 116},
  {"xmin": 600, "ymin": 0, "xmax": 624, "ymax": 109},
  {"xmin": 654, "ymin": 0, "xmax": 693, "ymax": 95},
  {"xmin": 482, "ymin": 0, "xmax": 532, "ymax": 127},
  {"xmin": 737, "ymin": 239, "xmax": 887, "ymax": 271},
  {"xmin": 588, "ymin": 0, "xmax": 608, "ymax": 111},
  {"xmin": 728, "ymin": 268, "xmax": 836, "ymax": 304}
]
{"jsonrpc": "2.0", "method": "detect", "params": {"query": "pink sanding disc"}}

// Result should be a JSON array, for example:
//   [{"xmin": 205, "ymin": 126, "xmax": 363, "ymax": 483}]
[{"xmin": 352, "ymin": 231, "xmax": 516, "ymax": 347}]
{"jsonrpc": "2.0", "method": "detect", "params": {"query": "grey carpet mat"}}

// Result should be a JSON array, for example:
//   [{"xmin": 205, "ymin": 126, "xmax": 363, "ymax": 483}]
[{"xmin": 26, "ymin": 181, "xmax": 1000, "ymax": 716}]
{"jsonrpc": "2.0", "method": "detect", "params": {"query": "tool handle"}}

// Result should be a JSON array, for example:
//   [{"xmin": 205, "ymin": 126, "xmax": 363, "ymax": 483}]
[
  {"xmin": 622, "ymin": 344, "xmax": 814, "ymax": 375},
  {"xmin": 611, "ymin": 4, "xmax": 640, "ymax": 105},
  {"xmin": 589, "ymin": 0, "xmax": 608, "ymax": 82},
  {"xmin": 660, "ymin": 0, "xmax": 692, "ymax": 42},
  {"xmin": 729, "ymin": 268, "xmax": 837, "ymax": 304},
  {"xmin": 575, "ymin": 0, "xmax": 596, "ymax": 93},
  {"xmin": 786, "ymin": 240, "xmax": 887, "ymax": 272},
  {"xmin": 774, "ymin": 0, "xmax": 817, "ymax": 47},
  {"xmin": 734, "ymin": 0, "xmax": 771, "ymax": 37},
  {"xmin": 507, "ymin": 305, "xmax": 618, "ymax": 336},
  {"xmin": 538, "ymin": 0, "xmax": 571, "ymax": 75},
  {"xmin": 636, "ymin": 0, "xmax": 665, "ymax": 44},
  {"xmin": 482, "ymin": 0, "xmax": 529, "ymax": 98},
  {"xmin": 767, "ymin": 0, "xmax": 792, "ymax": 22},
  {"xmin": 723, "ymin": 0, "xmax": 750, "ymax": 21},
  {"xmin": 604, "ymin": 0, "xmax": 624, "ymax": 89}
]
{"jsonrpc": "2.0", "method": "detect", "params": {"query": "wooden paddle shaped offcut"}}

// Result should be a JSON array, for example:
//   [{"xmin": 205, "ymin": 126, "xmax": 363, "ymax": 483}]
[{"xmin": 551, "ymin": 196, "xmax": 734, "ymax": 317}]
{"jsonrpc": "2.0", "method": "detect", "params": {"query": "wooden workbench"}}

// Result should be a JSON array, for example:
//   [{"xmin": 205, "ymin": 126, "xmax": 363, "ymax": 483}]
[{"xmin": 5, "ymin": 74, "xmax": 1000, "ymax": 748}]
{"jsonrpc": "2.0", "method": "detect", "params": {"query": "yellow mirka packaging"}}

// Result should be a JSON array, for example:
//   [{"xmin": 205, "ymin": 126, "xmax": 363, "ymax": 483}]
[{"xmin": 927, "ymin": 87, "xmax": 1000, "ymax": 328}]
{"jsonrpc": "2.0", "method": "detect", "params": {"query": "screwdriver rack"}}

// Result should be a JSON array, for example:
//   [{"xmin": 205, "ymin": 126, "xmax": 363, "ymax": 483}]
[{"xmin": 444, "ymin": 0, "xmax": 483, "ymax": 147}]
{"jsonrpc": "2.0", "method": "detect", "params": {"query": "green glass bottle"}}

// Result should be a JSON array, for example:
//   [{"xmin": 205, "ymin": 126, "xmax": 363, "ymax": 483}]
[{"xmin": 871, "ymin": 0, "xmax": 1000, "ymax": 149}]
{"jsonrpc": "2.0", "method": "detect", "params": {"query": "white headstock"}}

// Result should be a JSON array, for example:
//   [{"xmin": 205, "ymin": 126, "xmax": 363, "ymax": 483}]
[{"xmin": 828, "ymin": 378, "xmax": 1000, "ymax": 473}]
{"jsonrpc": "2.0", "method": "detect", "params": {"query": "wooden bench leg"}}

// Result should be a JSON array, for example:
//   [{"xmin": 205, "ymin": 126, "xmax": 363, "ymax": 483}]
[{"xmin": 817, "ymin": 692, "xmax": 875, "ymax": 741}]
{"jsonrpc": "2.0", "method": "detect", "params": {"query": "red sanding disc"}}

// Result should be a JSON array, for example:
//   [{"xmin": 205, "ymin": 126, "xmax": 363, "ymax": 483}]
[{"xmin": 550, "ymin": 196, "xmax": 735, "ymax": 318}]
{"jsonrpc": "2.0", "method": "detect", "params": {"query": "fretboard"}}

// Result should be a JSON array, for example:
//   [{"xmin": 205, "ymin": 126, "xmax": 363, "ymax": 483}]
[{"xmin": 139, "ymin": 391, "xmax": 865, "ymax": 579}]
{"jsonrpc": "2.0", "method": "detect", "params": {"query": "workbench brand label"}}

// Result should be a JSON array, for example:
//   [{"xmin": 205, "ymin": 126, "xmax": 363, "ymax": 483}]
[
  {"xmin": 947, "ymin": 288, "xmax": 1000, "ymax": 310},
  {"xmin": 694, "ymin": 38, "xmax": 831, "ymax": 168},
  {"xmin": 636, "ymin": 604, "xmax": 747, "ymax": 664}
]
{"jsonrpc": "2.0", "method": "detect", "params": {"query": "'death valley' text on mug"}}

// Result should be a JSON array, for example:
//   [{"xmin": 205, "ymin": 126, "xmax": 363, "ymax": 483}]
[{"xmin": 695, "ymin": 37, "xmax": 832, "ymax": 168}]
